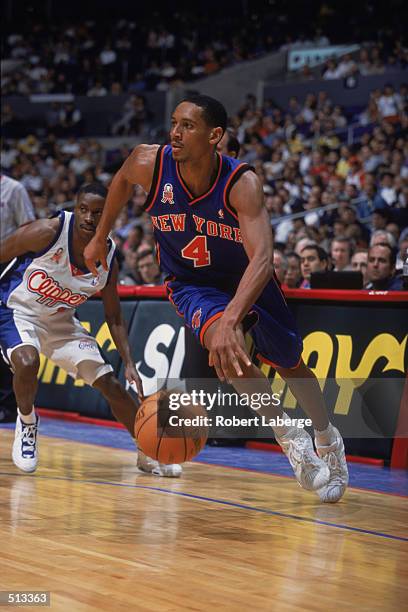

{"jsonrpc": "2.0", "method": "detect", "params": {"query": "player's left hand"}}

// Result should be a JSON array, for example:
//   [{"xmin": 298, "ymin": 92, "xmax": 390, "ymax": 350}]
[
  {"xmin": 125, "ymin": 363, "xmax": 144, "ymax": 401},
  {"xmin": 208, "ymin": 319, "xmax": 252, "ymax": 382}
]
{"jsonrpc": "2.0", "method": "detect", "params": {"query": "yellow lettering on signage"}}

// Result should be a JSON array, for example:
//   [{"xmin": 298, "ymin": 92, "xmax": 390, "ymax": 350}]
[
  {"xmin": 280, "ymin": 332, "xmax": 334, "ymax": 409},
  {"xmin": 95, "ymin": 322, "xmax": 117, "ymax": 351},
  {"xmin": 37, "ymin": 353, "xmax": 47, "ymax": 379},
  {"xmin": 335, "ymin": 333, "xmax": 407, "ymax": 414},
  {"xmin": 40, "ymin": 358, "xmax": 68, "ymax": 384},
  {"xmin": 80, "ymin": 321, "xmax": 91, "ymax": 333}
]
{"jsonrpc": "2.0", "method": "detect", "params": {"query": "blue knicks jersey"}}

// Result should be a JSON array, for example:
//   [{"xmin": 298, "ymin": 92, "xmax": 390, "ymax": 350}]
[{"xmin": 143, "ymin": 145, "xmax": 253, "ymax": 287}]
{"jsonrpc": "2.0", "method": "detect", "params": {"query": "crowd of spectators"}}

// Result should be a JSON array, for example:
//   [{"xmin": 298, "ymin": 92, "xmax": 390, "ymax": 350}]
[
  {"xmin": 1, "ymin": 79, "xmax": 407, "ymax": 289},
  {"xmin": 3, "ymin": 0, "xmax": 407, "ymax": 97},
  {"xmin": 1, "ymin": 11, "xmax": 329, "ymax": 97},
  {"xmin": 320, "ymin": 43, "xmax": 407, "ymax": 81}
]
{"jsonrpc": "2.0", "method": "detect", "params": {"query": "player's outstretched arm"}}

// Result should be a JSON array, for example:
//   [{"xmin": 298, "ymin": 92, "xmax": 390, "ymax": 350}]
[
  {"xmin": 0, "ymin": 218, "xmax": 60, "ymax": 264},
  {"xmin": 84, "ymin": 144, "xmax": 159, "ymax": 275},
  {"xmin": 100, "ymin": 259, "xmax": 144, "ymax": 400}
]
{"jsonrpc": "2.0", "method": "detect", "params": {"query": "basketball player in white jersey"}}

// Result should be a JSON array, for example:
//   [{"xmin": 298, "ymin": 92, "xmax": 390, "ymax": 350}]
[{"xmin": 0, "ymin": 182, "xmax": 181, "ymax": 477}]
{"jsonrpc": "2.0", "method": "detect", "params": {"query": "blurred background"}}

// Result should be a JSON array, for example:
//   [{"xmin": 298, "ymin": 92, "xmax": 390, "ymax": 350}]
[{"xmin": 2, "ymin": 0, "xmax": 407, "ymax": 289}]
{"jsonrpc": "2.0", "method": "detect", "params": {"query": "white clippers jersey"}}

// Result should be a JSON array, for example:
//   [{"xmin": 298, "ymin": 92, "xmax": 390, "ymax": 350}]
[{"xmin": 0, "ymin": 211, "xmax": 116, "ymax": 320}]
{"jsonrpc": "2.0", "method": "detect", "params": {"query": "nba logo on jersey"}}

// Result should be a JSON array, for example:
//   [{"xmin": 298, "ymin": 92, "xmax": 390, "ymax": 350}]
[
  {"xmin": 161, "ymin": 183, "xmax": 174, "ymax": 204},
  {"xmin": 191, "ymin": 308, "xmax": 202, "ymax": 330},
  {"xmin": 51, "ymin": 247, "xmax": 64, "ymax": 263}
]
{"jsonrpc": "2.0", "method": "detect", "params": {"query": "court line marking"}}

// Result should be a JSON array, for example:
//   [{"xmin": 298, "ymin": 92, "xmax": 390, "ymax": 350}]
[
  {"xmin": 1, "ymin": 471, "xmax": 407, "ymax": 543},
  {"xmin": 2, "ymin": 424, "xmax": 407, "ymax": 498}
]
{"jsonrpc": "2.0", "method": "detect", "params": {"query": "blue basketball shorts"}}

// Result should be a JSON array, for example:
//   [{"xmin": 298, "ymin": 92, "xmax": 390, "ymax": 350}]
[{"xmin": 165, "ymin": 278, "xmax": 303, "ymax": 369}]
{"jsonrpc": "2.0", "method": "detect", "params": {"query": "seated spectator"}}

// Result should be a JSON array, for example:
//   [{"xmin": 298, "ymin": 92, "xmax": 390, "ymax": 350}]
[
  {"xmin": 137, "ymin": 249, "xmax": 163, "ymax": 285},
  {"xmin": 351, "ymin": 249, "xmax": 369, "ymax": 285},
  {"xmin": 370, "ymin": 230, "xmax": 397, "ymax": 249},
  {"xmin": 396, "ymin": 235, "xmax": 408, "ymax": 271},
  {"xmin": 330, "ymin": 236, "xmax": 353, "ymax": 271},
  {"xmin": 371, "ymin": 208, "xmax": 391, "ymax": 231},
  {"xmin": 87, "ymin": 81, "xmax": 108, "ymax": 97},
  {"xmin": 273, "ymin": 251, "xmax": 288, "ymax": 285},
  {"xmin": 300, "ymin": 245, "xmax": 329, "ymax": 289},
  {"xmin": 284, "ymin": 252, "xmax": 302, "ymax": 288},
  {"xmin": 123, "ymin": 224, "xmax": 144, "ymax": 252},
  {"xmin": 58, "ymin": 102, "xmax": 83, "ymax": 137},
  {"xmin": 377, "ymin": 85, "xmax": 403, "ymax": 123},
  {"xmin": 119, "ymin": 247, "xmax": 140, "ymax": 285},
  {"xmin": 217, "ymin": 128, "xmax": 240, "ymax": 158},
  {"xmin": 365, "ymin": 243, "xmax": 403, "ymax": 290}
]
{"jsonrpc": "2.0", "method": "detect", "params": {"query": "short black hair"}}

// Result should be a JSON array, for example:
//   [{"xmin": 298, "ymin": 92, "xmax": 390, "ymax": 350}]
[
  {"xmin": 373, "ymin": 207, "xmax": 391, "ymax": 221},
  {"xmin": 137, "ymin": 248, "xmax": 155, "ymax": 264},
  {"xmin": 225, "ymin": 128, "xmax": 240, "ymax": 157},
  {"xmin": 180, "ymin": 94, "xmax": 227, "ymax": 134},
  {"xmin": 77, "ymin": 182, "xmax": 107, "ymax": 199},
  {"xmin": 301, "ymin": 245, "xmax": 329, "ymax": 262}
]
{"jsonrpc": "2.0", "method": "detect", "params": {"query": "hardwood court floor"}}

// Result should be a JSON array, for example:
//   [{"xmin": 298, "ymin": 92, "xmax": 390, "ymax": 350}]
[{"xmin": 0, "ymin": 430, "xmax": 407, "ymax": 612}]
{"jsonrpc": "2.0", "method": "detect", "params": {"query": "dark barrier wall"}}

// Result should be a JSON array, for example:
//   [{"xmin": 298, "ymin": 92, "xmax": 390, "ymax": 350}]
[
  {"xmin": 4, "ymin": 92, "xmax": 166, "ymax": 136},
  {"xmin": 36, "ymin": 288, "xmax": 407, "ymax": 464},
  {"xmin": 264, "ymin": 72, "xmax": 407, "ymax": 110}
]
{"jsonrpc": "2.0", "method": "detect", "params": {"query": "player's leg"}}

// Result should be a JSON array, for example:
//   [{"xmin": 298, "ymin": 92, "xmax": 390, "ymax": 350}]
[
  {"xmin": 9, "ymin": 346, "xmax": 41, "ymax": 472},
  {"xmin": 10, "ymin": 346, "xmax": 40, "ymax": 416},
  {"xmin": 0, "ymin": 306, "xmax": 41, "ymax": 472},
  {"xmin": 92, "ymin": 369, "xmax": 138, "ymax": 435},
  {"xmin": 252, "ymin": 284, "xmax": 348, "ymax": 502},
  {"xmin": 201, "ymin": 316, "xmax": 330, "ymax": 492},
  {"xmin": 275, "ymin": 360, "xmax": 348, "ymax": 502},
  {"xmin": 87, "ymin": 367, "xmax": 181, "ymax": 478},
  {"xmin": 46, "ymin": 314, "xmax": 181, "ymax": 479},
  {"xmin": 275, "ymin": 360, "xmax": 329, "ymax": 431}
]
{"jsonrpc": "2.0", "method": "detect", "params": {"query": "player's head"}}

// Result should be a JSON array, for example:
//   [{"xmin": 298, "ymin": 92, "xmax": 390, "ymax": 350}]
[
  {"xmin": 217, "ymin": 128, "xmax": 240, "ymax": 158},
  {"xmin": 170, "ymin": 94, "xmax": 227, "ymax": 162},
  {"xmin": 74, "ymin": 182, "xmax": 107, "ymax": 242}
]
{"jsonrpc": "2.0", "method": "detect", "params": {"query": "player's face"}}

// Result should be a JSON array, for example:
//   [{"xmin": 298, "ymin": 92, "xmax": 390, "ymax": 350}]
[
  {"xmin": 170, "ymin": 102, "xmax": 221, "ymax": 162},
  {"xmin": 74, "ymin": 193, "xmax": 105, "ymax": 242}
]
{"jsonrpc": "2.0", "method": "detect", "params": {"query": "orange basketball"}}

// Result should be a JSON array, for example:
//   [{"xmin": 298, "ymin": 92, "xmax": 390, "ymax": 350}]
[{"xmin": 135, "ymin": 390, "xmax": 209, "ymax": 464}]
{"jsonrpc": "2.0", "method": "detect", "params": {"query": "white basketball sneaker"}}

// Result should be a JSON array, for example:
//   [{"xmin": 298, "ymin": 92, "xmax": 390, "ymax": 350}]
[
  {"xmin": 137, "ymin": 450, "xmax": 182, "ymax": 478},
  {"xmin": 276, "ymin": 427, "xmax": 330, "ymax": 491},
  {"xmin": 315, "ymin": 427, "xmax": 349, "ymax": 503},
  {"xmin": 12, "ymin": 414, "xmax": 39, "ymax": 473}
]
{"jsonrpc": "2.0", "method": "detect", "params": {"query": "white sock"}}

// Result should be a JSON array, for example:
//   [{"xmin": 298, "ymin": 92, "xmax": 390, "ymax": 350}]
[
  {"xmin": 18, "ymin": 407, "xmax": 36, "ymax": 425},
  {"xmin": 273, "ymin": 412, "xmax": 295, "ymax": 438},
  {"xmin": 314, "ymin": 423, "xmax": 336, "ymax": 446}
]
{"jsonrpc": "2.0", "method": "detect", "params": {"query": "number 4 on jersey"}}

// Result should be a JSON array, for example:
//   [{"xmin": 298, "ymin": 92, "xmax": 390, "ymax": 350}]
[{"xmin": 181, "ymin": 235, "xmax": 211, "ymax": 267}]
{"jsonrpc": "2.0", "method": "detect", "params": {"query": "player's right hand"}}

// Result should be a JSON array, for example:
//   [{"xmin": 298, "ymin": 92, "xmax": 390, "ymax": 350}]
[
  {"xmin": 208, "ymin": 320, "xmax": 252, "ymax": 382},
  {"xmin": 84, "ymin": 235, "xmax": 108, "ymax": 276}
]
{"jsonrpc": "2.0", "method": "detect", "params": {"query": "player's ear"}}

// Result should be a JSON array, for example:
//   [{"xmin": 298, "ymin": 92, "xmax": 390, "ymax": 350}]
[{"xmin": 209, "ymin": 127, "xmax": 223, "ymax": 146}]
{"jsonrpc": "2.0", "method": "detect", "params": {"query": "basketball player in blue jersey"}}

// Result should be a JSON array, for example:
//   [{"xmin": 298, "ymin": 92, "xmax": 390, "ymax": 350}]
[
  {"xmin": 0, "ymin": 183, "xmax": 181, "ymax": 477},
  {"xmin": 85, "ymin": 95, "xmax": 349, "ymax": 503}
]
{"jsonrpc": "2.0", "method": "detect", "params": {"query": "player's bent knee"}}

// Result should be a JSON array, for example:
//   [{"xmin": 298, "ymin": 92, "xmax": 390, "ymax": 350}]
[{"xmin": 11, "ymin": 346, "xmax": 40, "ymax": 376}]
